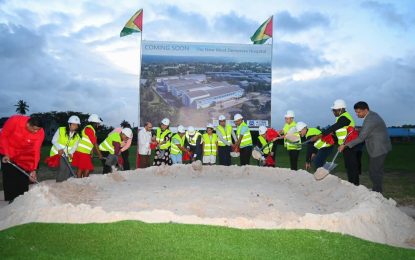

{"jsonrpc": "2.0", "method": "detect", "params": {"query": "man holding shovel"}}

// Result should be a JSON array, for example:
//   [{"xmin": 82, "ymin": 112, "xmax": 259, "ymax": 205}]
[
  {"xmin": 311, "ymin": 99, "xmax": 360, "ymax": 185},
  {"xmin": 0, "ymin": 115, "xmax": 45, "ymax": 202},
  {"xmin": 338, "ymin": 101, "xmax": 391, "ymax": 193},
  {"xmin": 296, "ymin": 122, "xmax": 335, "ymax": 171}
]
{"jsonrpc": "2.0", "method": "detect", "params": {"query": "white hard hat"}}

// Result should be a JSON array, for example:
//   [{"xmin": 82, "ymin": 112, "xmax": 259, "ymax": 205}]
[
  {"xmin": 218, "ymin": 115, "xmax": 226, "ymax": 121},
  {"xmin": 258, "ymin": 126, "xmax": 267, "ymax": 135},
  {"xmin": 88, "ymin": 114, "xmax": 102, "ymax": 123},
  {"xmin": 121, "ymin": 128, "xmax": 133, "ymax": 139},
  {"xmin": 331, "ymin": 99, "xmax": 347, "ymax": 109},
  {"xmin": 68, "ymin": 115, "xmax": 80, "ymax": 124},
  {"xmin": 206, "ymin": 123, "xmax": 214, "ymax": 129},
  {"xmin": 233, "ymin": 114, "xmax": 243, "ymax": 121},
  {"xmin": 161, "ymin": 118, "xmax": 170, "ymax": 126},
  {"xmin": 177, "ymin": 125, "xmax": 186, "ymax": 133},
  {"xmin": 187, "ymin": 126, "xmax": 195, "ymax": 135},
  {"xmin": 296, "ymin": 122, "xmax": 307, "ymax": 132},
  {"xmin": 284, "ymin": 110, "xmax": 295, "ymax": 118}
]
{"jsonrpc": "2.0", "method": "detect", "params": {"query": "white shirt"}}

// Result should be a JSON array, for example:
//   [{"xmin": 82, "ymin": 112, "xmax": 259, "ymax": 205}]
[
  {"xmin": 51, "ymin": 129, "xmax": 79, "ymax": 155},
  {"xmin": 138, "ymin": 128, "xmax": 152, "ymax": 155}
]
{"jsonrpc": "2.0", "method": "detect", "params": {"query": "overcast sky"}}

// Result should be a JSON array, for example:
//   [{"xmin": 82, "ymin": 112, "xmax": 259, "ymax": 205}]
[{"xmin": 0, "ymin": 0, "xmax": 414, "ymax": 128}]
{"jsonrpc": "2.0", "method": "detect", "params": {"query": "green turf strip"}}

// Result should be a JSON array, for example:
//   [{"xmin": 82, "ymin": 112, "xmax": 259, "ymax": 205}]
[{"xmin": 0, "ymin": 221, "xmax": 413, "ymax": 259}]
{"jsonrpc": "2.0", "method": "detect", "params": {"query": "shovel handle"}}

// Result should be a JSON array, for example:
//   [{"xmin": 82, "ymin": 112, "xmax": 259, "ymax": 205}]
[
  {"xmin": 61, "ymin": 154, "xmax": 77, "ymax": 178},
  {"xmin": 8, "ymin": 161, "xmax": 40, "ymax": 184}
]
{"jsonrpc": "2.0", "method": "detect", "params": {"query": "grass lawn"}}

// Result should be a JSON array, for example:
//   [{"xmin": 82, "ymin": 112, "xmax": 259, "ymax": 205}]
[{"xmin": 0, "ymin": 221, "xmax": 414, "ymax": 259}]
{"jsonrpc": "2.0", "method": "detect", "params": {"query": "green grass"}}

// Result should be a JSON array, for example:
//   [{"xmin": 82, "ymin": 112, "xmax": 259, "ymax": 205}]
[{"xmin": 0, "ymin": 221, "xmax": 414, "ymax": 259}]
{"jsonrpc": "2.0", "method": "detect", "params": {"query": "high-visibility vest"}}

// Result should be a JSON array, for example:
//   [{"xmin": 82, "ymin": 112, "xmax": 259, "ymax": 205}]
[
  {"xmin": 170, "ymin": 133, "xmax": 185, "ymax": 155},
  {"xmin": 99, "ymin": 132, "xmax": 121, "ymax": 155},
  {"xmin": 202, "ymin": 133, "xmax": 218, "ymax": 156},
  {"xmin": 216, "ymin": 124, "xmax": 233, "ymax": 147},
  {"xmin": 306, "ymin": 128, "xmax": 333, "ymax": 149},
  {"xmin": 258, "ymin": 135, "xmax": 273, "ymax": 154},
  {"xmin": 50, "ymin": 127, "xmax": 80, "ymax": 161},
  {"xmin": 236, "ymin": 122, "xmax": 252, "ymax": 147},
  {"xmin": 156, "ymin": 128, "xmax": 171, "ymax": 150},
  {"xmin": 185, "ymin": 131, "xmax": 201, "ymax": 146},
  {"xmin": 335, "ymin": 112, "xmax": 355, "ymax": 145},
  {"xmin": 283, "ymin": 121, "xmax": 301, "ymax": 150},
  {"xmin": 76, "ymin": 125, "xmax": 96, "ymax": 154}
]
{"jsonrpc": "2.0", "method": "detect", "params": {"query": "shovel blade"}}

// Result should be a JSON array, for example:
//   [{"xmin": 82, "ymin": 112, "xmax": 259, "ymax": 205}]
[{"xmin": 323, "ymin": 162, "xmax": 338, "ymax": 171}]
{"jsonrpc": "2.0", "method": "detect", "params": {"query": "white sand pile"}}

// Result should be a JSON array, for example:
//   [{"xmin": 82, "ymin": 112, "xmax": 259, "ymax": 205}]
[{"xmin": 0, "ymin": 165, "xmax": 414, "ymax": 249}]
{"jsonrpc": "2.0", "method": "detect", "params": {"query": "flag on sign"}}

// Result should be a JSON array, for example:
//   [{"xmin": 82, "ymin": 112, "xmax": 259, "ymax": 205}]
[
  {"xmin": 120, "ymin": 9, "xmax": 143, "ymax": 37},
  {"xmin": 250, "ymin": 16, "xmax": 273, "ymax": 44}
]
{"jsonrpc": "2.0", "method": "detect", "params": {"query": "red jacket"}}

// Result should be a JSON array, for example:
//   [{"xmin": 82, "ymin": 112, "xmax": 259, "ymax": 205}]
[{"xmin": 0, "ymin": 115, "xmax": 45, "ymax": 172}]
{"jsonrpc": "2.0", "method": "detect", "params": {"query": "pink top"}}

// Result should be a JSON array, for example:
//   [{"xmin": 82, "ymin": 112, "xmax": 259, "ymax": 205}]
[{"xmin": 112, "ymin": 127, "xmax": 132, "ymax": 152}]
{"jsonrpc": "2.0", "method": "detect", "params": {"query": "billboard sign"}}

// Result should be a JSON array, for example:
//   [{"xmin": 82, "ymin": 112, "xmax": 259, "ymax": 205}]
[{"xmin": 139, "ymin": 40, "xmax": 272, "ymax": 128}]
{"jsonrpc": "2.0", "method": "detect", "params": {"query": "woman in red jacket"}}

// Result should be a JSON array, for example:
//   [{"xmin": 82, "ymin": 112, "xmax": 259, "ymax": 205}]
[{"xmin": 0, "ymin": 115, "xmax": 45, "ymax": 202}]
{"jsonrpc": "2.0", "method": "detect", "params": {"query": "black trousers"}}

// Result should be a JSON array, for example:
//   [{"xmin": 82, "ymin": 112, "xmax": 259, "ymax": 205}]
[
  {"xmin": 240, "ymin": 146, "xmax": 252, "ymax": 166},
  {"xmin": 121, "ymin": 149, "xmax": 130, "ymax": 170},
  {"xmin": 101, "ymin": 151, "xmax": 112, "ymax": 174},
  {"xmin": 288, "ymin": 150, "xmax": 300, "ymax": 170},
  {"xmin": 343, "ymin": 147, "xmax": 360, "ymax": 186},
  {"xmin": 1, "ymin": 161, "xmax": 30, "ymax": 202},
  {"xmin": 218, "ymin": 146, "xmax": 231, "ymax": 166},
  {"xmin": 369, "ymin": 154, "xmax": 387, "ymax": 193}
]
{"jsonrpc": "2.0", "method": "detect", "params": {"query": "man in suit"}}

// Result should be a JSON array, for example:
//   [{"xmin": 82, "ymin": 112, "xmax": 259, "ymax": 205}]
[{"xmin": 339, "ymin": 101, "xmax": 392, "ymax": 193}]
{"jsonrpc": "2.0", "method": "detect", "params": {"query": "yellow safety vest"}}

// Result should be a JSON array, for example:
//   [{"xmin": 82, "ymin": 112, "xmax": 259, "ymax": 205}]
[
  {"xmin": 76, "ymin": 125, "xmax": 96, "ymax": 154},
  {"xmin": 202, "ymin": 133, "xmax": 218, "ymax": 156},
  {"xmin": 236, "ymin": 122, "xmax": 252, "ymax": 148},
  {"xmin": 335, "ymin": 112, "xmax": 355, "ymax": 145},
  {"xmin": 99, "ymin": 132, "xmax": 122, "ymax": 155},
  {"xmin": 185, "ymin": 131, "xmax": 201, "ymax": 146},
  {"xmin": 216, "ymin": 124, "xmax": 233, "ymax": 147},
  {"xmin": 306, "ymin": 128, "xmax": 332, "ymax": 149},
  {"xmin": 171, "ymin": 133, "xmax": 185, "ymax": 155},
  {"xmin": 283, "ymin": 121, "xmax": 301, "ymax": 150},
  {"xmin": 49, "ymin": 127, "xmax": 80, "ymax": 162},
  {"xmin": 156, "ymin": 128, "xmax": 171, "ymax": 150},
  {"xmin": 258, "ymin": 135, "xmax": 273, "ymax": 154}
]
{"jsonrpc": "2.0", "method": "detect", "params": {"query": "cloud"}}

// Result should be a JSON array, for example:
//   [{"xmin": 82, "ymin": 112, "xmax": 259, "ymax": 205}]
[
  {"xmin": 361, "ymin": 1, "xmax": 409, "ymax": 30},
  {"xmin": 274, "ymin": 41, "xmax": 330, "ymax": 69},
  {"xmin": 271, "ymin": 56, "xmax": 415, "ymax": 128},
  {"xmin": 275, "ymin": 11, "xmax": 330, "ymax": 33},
  {"xmin": 0, "ymin": 23, "xmax": 139, "ymax": 127}
]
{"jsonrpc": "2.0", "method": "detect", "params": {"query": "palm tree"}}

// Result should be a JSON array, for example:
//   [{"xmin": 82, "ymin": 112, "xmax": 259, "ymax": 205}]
[
  {"xmin": 120, "ymin": 120, "xmax": 131, "ymax": 128},
  {"xmin": 15, "ymin": 100, "xmax": 29, "ymax": 115}
]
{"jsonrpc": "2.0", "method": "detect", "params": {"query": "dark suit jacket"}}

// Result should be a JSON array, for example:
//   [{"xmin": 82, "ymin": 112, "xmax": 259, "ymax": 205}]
[{"xmin": 346, "ymin": 111, "xmax": 391, "ymax": 158}]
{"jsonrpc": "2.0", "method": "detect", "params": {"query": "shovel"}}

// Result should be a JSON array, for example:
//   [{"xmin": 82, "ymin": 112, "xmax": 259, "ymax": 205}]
[
  {"xmin": 61, "ymin": 154, "xmax": 77, "ymax": 178},
  {"xmin": 314, "ymin": 131, "xmax": 354, "ymax": 181},
  {"xmin": 8, "ymin": 161, "xmax": 40, "ymax": 184}
]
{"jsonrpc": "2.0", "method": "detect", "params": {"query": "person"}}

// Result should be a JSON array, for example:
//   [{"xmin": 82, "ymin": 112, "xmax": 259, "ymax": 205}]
[
  {"xmin": 0, "ymin": 115, "xmax": 45, "ymax": 202},
  {"xmin": 257, "ymin": 126, "xmax": 276, "ymax": 166},
  {"xmin": 138, "ymin": 122, "xmax": 153, "ymax": 168},
  {"xmin": 71, "ymin": 114, "xmax": 103, "ymax": 178},
  {"xmin": 281, "ymin": 110, "xmax": 301, "ymax": 170},
  {"xmin": 216, "ymin": 115, "xmax": 234, "ymax": 166},
  {"xmin": 170, "ymin": 125, "xmax": 187, "ymax": 164},
  {"xmin": 202, "ymin": 123, "xmax": 218, "ymax": 165},
  {"xmin": 110, "ymin": 122, "xmax": 133, "ymax": 171},
  {"xmin": 50, "ymin": 115, "xmax": 81, "ymax": 182},
  {"xmin": 153, "ymin": 118, "xmax": 172, "ymax": 166},
  {"xmin": 99, "ymin": 128, "xmax": 133, "ymax": 173},
  {"xmin": 233, "ymin": 114, "xmax": 252, "ymax": 166},
  {"xmin": 311, "ymin": 99, "xmax": 360, "ymax": 185},
  {"xmin": 295, "ymin": 122, "xmax": 334, "ymax": 171},
  {"xmin": 339, "ymin": 101, "xmax": 392, "ymax": 193},
  {"xmin": 185, "ymin": 126, "xmax": 203, "ymax": 162}
]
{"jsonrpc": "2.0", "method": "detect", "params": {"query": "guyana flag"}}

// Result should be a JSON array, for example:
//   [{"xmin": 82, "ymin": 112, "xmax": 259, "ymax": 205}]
[
  {"xmin": 250, "ymin": 16, "xmax": 273, "ymax": 44},
  {"xmin": 120, "ymin": 9, "xmax": 143, "ymax": 37}
]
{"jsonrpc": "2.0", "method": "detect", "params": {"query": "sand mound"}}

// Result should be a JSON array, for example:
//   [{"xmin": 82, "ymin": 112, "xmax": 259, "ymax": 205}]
[{"xmin": 0, "ymin": 165, "xmax": 414, "ymax": 248}]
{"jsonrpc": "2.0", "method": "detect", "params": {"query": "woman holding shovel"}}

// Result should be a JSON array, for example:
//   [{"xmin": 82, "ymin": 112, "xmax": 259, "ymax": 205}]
[
  {"xmin": 49, "ymin": 115, "xmax": 81, "ymax": 182},
  {"xmin": 281, "ymin": 110, "xmax": 301, "ymax": 170},
  {"xmin": 0, "ymin": 115, "xmax": 44, "ymax": 202},
  {"xmin": 153, "ymin": 118, "xmax": 173, "ymax": 166}
]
